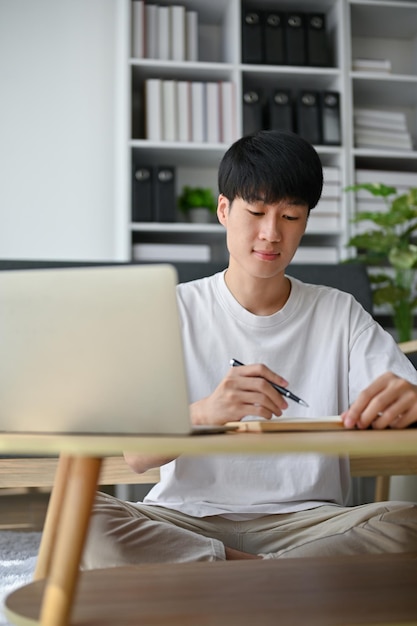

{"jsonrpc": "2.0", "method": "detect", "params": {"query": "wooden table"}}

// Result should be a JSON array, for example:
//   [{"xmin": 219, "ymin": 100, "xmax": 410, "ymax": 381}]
[
  {"xmin": 2, "ymin": 429, "xmax": 417, "ymax": 626},
  {"xmin": 6, "ymin": 553, "xmax": 417, "ymax": 625}
]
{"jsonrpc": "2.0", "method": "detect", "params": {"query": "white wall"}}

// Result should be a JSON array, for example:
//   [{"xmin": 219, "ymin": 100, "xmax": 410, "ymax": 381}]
[{"xmin": 0, "ymin": 0, "xmax": 122, "ymax": 260}]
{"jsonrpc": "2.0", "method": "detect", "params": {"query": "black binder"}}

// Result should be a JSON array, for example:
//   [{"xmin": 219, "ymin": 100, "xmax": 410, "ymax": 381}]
[
  {"xmin": 132, "ymin": 165, "xmax": 153, "ymax": 222},
  {"xmin": 264, "ymin": 12, "xmax": 285, "ymax": 65},
  {"xmin": 153, "ymin": 166, "xmax": 176, "ymax": 222},
  {"xmin": 241, "ymin": 9, "xmax": 263, "ymax": 64},
  {"xmin": 268, "ymin": 90, "xmax": 294, "ymax": 132},
  {"xmin": 243, "ymin": 89, "xmax": 264, "ymax": 135},
  {"xmin": 296, "ymin": 91, "xmax": 322, "ymax": 145},
  {"xmin": 285, "ymin": 13, "xmax": 306, "ymax": 66},
  {"xmin": 320, "ymin": 91, "xmax": 341, "ymax": 145},
  {"xmin": 306, "ymin": 13, "xmax": 328, "ymax": 67}
]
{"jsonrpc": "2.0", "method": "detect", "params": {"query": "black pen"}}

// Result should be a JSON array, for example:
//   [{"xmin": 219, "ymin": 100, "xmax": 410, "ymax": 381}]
[{"xmin": 230, "ymin": 359, "xmax": 309, "ymax": 408}]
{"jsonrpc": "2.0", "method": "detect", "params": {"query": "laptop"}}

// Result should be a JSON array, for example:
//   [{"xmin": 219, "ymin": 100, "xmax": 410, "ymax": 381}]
[{"xmin": 0, "ymin": 264, "xmax": 233, "ymax": 435}]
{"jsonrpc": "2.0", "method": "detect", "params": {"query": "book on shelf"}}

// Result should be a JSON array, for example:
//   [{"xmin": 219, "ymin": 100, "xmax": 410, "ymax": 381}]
[
  {"xmin": 145, "ymin": 4, "xmax": 158, "ymax": 59},
  {"xmin": 157, "ymin": 6, "xmax": 170, "ymax": 61},
  {"xmin": 315, "ymin": 198, "xmax": 341, "ymax": 212},
  {"xmin": 177, "ymin": 81, "xmax": 191, "ymax": 142},
  {"xmin": 145, "ymin": 79, "xmax": 238, "ymax": 145},
  {"xmin": 131, "ymin": 0, "xmax": 145, "ymax": 58},
  {"xmin": 352, "ymin": 57, "xmax": 392, "ymax": 73},
  {"xmin": 145, "ymin": 78, "xmax": 163, "ymax": 141},
  {"xmin": 320, "ymin": 91, "xmax": 341, "ymax": 146},
  {"xmin": 354, "ymin": 107, "xmax": 407, "ymax": 125},
  {"xmin": 132, "ymin": 165, "xmax": 153, "ymax": 222},
  {"xmin": 226, "ymin": 416, "xmax": 344, "ymax": 432},
  {"xmin": 243, "ymin": 89, "xmax": 264, "ymax": 136},
  {"xmin": 285, "ymin": 13, "xmax": 307, "ymax": 66},
  {"xmin": 220, "ymin": 81, "xmax": 238, "ymax": 144},
  {"xmin": 191, "ymin": 82, "xmax": 206, "ymax": 142},
  {"xmin": 132, "ymin": 243, "xmax": 211, "ymax": 262},
  {"xmin": 205, "ymin": 82, "xmax": 221, "ymax": 143},
  {"xmin": 296, "ymin": 91, "xmax": 321, "ymax": 145},
  {"xmin": 306, "ymin": 13, "xmax": 329, "ymax": 67},
  {"xmin": 153, "ymin": 166, "xmax": 177, "ymax": 222},
  {"xmin": 354, "ymin": 117, "xmax": 408, "ymax": 132},
  {"xmin": 241, "ymin": 8, "xmax": 263, "ymax": 64},
  {"xmin": 142, "ymin": 3, "xmax": 194, "ymax": 62},
  {"xmin": 269, "ymin": 90, "xmax": 294, "ymax": 133},
  {"xmin": 306, "ymin": 214, "xmax": 340, "ymax": 233},
  {"xmin": 354, "ymin": 129, "xmax": 412, "ymax": 151},
  {"xmin": 322, "ymin": 166, "xmax": 341, "ymax": 183},
  {"xmin": 355, "ymin": 169, "xmax": 417, "ymax": 188},
  {"xmin": 321, "ymin": 183, "xmax": 340, "ymax": 200},
  {"xmin": 170, "ymin": 5, "xmax": 186, "ymax": 62},
  {"xmin": 264, "ymin": 12, "xmax": 285, "ymax": 65},
  {"xmin": 162, "ymin": 80, "xmax": 177, "ymax": 142},
  {"xmin": 186, "ymin": 10, "xmax": 198, "ymax": 61}
]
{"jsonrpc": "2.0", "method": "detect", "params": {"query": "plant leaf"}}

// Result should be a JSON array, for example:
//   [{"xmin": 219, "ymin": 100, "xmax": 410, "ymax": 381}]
[{"xmin": 344, "ymin": 183, "xmax": 397, "ymax": 197}]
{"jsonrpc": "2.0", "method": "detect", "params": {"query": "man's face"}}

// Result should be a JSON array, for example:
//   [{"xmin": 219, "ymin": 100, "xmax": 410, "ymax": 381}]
[{"xmin": 217, "ymin": 194, "xmax": 309, "ymax": 279}]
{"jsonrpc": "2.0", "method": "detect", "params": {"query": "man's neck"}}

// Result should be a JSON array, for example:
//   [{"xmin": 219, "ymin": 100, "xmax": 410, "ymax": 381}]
[{"xmin": 224, "ymin": 267, "xmax": 291, "ymax": 316}]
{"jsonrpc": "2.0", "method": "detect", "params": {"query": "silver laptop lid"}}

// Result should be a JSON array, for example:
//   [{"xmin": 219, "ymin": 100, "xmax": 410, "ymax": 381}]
[{"xmin": 0, "ymin": 264, "xmax": 193, "ymax": 435}]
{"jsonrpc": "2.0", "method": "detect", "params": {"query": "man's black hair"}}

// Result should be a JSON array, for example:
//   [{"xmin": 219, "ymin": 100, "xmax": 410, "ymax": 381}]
[{"xmin": 218, "ymin": 130, "xmax": 323, "ymax": 211}]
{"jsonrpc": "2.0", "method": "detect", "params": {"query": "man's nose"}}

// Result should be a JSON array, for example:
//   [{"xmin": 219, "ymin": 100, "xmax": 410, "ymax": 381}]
[{"xmin": 260, "ymin": 217, "xmax": 281, "ymax": 241}]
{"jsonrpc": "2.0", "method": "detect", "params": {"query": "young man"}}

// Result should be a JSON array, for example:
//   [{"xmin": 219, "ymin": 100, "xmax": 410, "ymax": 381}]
[{"xmin": 83, "ymin": 130, "xmax": 417, "ymax": 568}]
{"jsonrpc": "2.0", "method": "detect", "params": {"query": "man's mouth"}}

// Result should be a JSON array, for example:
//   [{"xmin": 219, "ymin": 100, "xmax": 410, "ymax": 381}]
[{"xmin": 253, "ymin": 250, "xmax": 280, "ymax": 261}]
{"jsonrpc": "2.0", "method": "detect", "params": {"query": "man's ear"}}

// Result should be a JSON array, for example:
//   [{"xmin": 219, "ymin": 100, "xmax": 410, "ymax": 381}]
[{"xmin": 217, "ymin": 194, "xmax": 229, "ymax": 227}]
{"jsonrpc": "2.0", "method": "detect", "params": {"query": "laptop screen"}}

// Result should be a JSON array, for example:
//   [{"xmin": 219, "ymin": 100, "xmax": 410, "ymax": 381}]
[{"xmin": 0, "ymin": 265, "xmax": 194, "ymax": 435}]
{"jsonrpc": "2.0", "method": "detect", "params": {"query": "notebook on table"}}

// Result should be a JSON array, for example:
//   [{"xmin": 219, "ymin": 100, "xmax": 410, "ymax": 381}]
[
  {"xmin": 0, "ymin": 264, "xmax": 235, "ymax": 436},
  {"xmin": 226, "ymin": 416, "xmax": 345, "ymax": 432}
]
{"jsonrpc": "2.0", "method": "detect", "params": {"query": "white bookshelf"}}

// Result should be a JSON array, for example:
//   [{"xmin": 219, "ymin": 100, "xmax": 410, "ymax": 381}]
[
  {"xmin": 124, "ymin": 0, "xmax": 417, "ymax": 264},
  {"xmin": 122, "ymin": 0, "xmax": 417, "ymax": 265}
]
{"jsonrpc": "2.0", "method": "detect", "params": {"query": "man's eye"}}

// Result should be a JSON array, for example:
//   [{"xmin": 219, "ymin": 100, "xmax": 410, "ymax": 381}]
[
  {"xmin": 248, "ymin": 210, "xmax": 264, "ymax": 216},
  {"xmin": 283, "ymin": 215, "xmax": 299, "ymax": 221}
]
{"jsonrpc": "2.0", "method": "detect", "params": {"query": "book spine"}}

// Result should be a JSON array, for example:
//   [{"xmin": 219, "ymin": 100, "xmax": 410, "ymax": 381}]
[
  {"xmin": 131, "ymin": 0, "xmax": 145, "ymax": 59},
  {"xmin": 162, "ymin": 80, "xmax": 177, "ymax": 142},
  {"xmin": 306, "ymin": 13, "xmax": 328, "ymax": 67},
  {"xmin": 170, "ymin": 5, "xmax": 186, "ymax": 62},
  {"xmin": 157, "ymin": 6, "xmax": 170, "ymax": 61},
  {"xmin": 191, "ymin": 82, "xmax": 206, "ymax": 143},
  {"xmin": 132, "ymin": 165, "xmax": 153, "ymax": 222},
  {"xmin": 153, "ymin": 167, "xmax": 177, "ymax": 222},
  {"xmin": 285, "ymin": 13, "xmax": 306, "ymax": 66},
  {"xmin": 220, "ymin": 81, "xmax": 237, "ymax": 144},
  {"xmin": 145, "ymin": 78, "xmax": 162, "ymax": 141},
  {"xmin": 242, "ymin": 89, "xmax": 264, "ymax": 136},
  {"xmin": 205, "ymin": 82, "xmax": 221, "ymax": 143},
  {"xmin": 145, "ymin": 4, "xmax": 158, "ymax": 59},
  {"xmin": 296, "ymin": 91, "xmax": 321, "ymax": 144},
  {"xmin": 177, "ymin": 80, "xmax": 191, "ymax": 143},
  {"xmin": 186, "ymin": 11, "xmax": 198, "ymax": 61},
  {"xmin": 241, "ymin": 9, "xmax": 263, "ymax": 64}
]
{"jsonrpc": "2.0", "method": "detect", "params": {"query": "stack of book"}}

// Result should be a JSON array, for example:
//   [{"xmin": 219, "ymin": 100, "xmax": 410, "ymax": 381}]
[
  {"xmin": 352, "ymin": 57, "xmax": 391, "ymax": 73},
  {"xmin": 354, "ymin": 107, "xmax": 413, "ymax": 151},
  {"xmin": 306, "ymin": 166, "xmax": 341, "ymax": 236},
  {"xmin": 132, "ymin": 1, "xmax": 198, "ymax": 61},
  {"xmin": 145, "ymin": 78, "xmax": 238, "ymax": 144}
]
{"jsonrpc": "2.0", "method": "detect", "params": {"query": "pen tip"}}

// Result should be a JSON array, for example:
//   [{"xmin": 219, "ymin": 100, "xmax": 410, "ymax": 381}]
[{"xmin": 300, "ymin": 400, "xmax": 309, "ymax": 408}]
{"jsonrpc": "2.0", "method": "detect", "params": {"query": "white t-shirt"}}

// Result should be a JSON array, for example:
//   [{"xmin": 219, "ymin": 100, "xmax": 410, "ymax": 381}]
[{"xmin": 143, "ymin": 271, "xmax": 417, "ymax": 517}]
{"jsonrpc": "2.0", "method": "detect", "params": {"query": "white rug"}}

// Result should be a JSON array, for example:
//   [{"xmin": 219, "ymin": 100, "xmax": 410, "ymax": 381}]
[{"xmin": 0, "ymin": 531, "xmax": 41, "ymax": 626}]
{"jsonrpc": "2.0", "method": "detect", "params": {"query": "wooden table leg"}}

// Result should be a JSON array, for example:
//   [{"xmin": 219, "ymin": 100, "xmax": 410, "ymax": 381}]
[
  {"xmin": 34, "ymin": 455, "xmax": 72, "ymax": 581},
  {"xmin": 39, "ymin": 456, "xmax": 102, "ymax": 626}
]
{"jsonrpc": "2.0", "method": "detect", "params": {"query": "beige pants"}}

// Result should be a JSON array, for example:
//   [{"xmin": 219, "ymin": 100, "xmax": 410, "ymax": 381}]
[{"xmin": 82, "ymin": 492, "xmax": 417, "ymax": 569}]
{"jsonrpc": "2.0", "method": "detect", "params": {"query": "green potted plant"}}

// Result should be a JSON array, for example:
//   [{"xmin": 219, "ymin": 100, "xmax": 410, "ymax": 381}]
[
  {"xmin": 345, "ymin": 182, "xmax": 417, "ymax": 341},
  {"xmin": 178, "ymin": 186, "xmax": 217, "ymax": 223}
]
